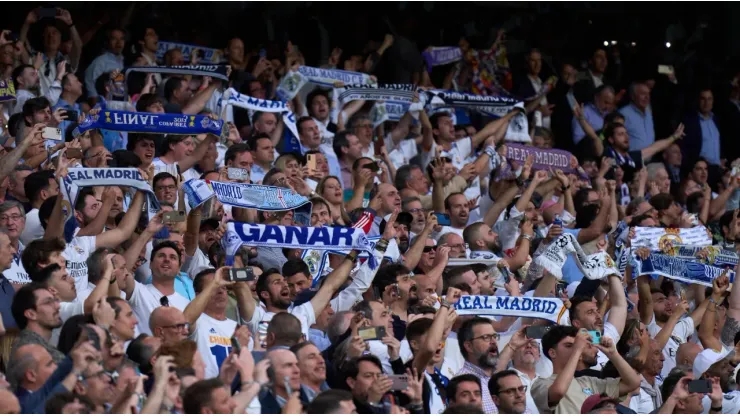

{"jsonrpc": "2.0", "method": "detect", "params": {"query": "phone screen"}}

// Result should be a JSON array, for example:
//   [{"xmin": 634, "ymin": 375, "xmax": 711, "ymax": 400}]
[{"xmin": 434, "ymin": 212, "xmax": 451, "ymax": 226}]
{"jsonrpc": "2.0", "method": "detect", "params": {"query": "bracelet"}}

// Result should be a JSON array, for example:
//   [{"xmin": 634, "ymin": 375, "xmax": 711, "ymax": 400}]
[
  {"xmin": 520, "ymin": 234, "xmax": 533, "ymax": 242},
  {"xmin": 440, "ymin": 300, "xmax": 451, "ymax": 309},
  {"xmin": 561, "ymin": 184, "xmax": 570, "ymax": 192},
  {"xmin": 345, "ymin": 251, "xmax": 358, "ymax": 263},
  {"xmin": 109, "ymin": 278, "xmax": 116, "ymax": 285},
  {"xmin": 484, "ymin": 146, "xmax": 496, "ymax": 158},
  {"xmin": 711, "ymin": 405, "xmax": 723, "ymax": 412}
]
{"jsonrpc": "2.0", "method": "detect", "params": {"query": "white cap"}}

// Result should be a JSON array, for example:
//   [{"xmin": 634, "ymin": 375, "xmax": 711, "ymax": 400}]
[{"xmin": 693, "ymin": 347, "xmax": 731, "ymax": 379}]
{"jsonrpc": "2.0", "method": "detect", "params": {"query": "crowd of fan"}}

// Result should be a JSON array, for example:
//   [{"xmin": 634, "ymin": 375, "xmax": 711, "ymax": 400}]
[{"xmin": 0, "ymin": 4, "xmax": 739, "ymax": 415}]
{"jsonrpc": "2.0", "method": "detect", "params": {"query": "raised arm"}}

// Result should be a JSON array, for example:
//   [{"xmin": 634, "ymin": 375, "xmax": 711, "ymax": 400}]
[
  {"xmin": 515, "ymin": 170, "xmax": 549, "ymax": 213},
  {"xmin": 596, "ymin": 336, "xmax": 641, "ymax": 395},
  {"xmin": 177, "ymin": 135, "xmax": 217, "ymax": 173},
  {"xmin": 636, "ymin": 271, "xmax": 654, "ymax": 325},
  {"xmin": 573, "ymin": 102, "xmax": 604, "ymax": 156},
  {"xmin": 470, "ymin": 111, "xmax": 517, "ymax": 150},
  {"xmin": 699, "ymin": 277, "xmax": 727, "ymax": 352},
  {"xmin": 606, "ymin": 274, "xmax": 628, "ymax": 336},
  {"xmin": 182, "ymin": 81, "xmax": 217, "ymax": 115},
  {"xmin": 404, "ymin": 213, "xmax": 436, "ymax": 271},
  {"xmin": 183, "ymin": 267, "xmax": 234, "ymax": 329},
  {"xmin": 641, "ymin": 124, "xmax": 684, "ymax": 161},
  {"xmin": 96, "ymin": 191, "xmax": 144, "ymax": 248},
  {"xmin": 577, "ymin": 187, "xmax": 611, "ymax": 244},
  {"xmin": 0, "ymin": 124, "xmax": 44, "ymax": 179},
  {"xmin": 419, "ymin": 109, "xmax": 435, "ymax": 153},
  {"xmin": 547, "ymin": 330, "xmax": 590, "ymax": 405},
  {"xmin": 183, "ymin": 206, "xmax": 202, "ymax": 257},
  {"xmin": 484, "ymin": 181, "xmax": 519, "ymax": 226},
  {"xmin": 413, "ymin": 288, "xmax": 460, "ymax": 375},
  {"xmin": 722, "ymin": 255, "xmax": 740, "ymax": 346},
  {"xmin": 77, "ymin": 187, "xmax": 116, "ymax": 237}
]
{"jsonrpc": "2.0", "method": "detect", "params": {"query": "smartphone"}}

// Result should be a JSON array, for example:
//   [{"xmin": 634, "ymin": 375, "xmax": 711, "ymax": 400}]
[
  {"xmin": 365, "ymin": 161, "xmax": 380, "ymax": 173},
  {"xmin": 85, "ymin": 326, "xmax": 101, "ymax": 350},
  {"xmin": 258, "ymin": 321, "xmax": 269, "ymax": 349},
  {"xmin": 688, "ymin": 379, "xmax": 712, "ymax": 394},
  {"xmin": 65, "ymin": 110, "xmax": 78, "ymax": 121},
  {"xmin": 228, "ymin": 267, "xmax": 255, "ymax": 282},
  {"xmin": 306, "ymin": 154, "xmax": 318, "ymax": 173},
  {"xmin": 390, "ymin": 283, "xmax": 400, "ymax": 298},
  {"xmin": 555, "ymin": 281, "xmax": 567, "ymax": 298},
  {"xmin": 587, "ymin": 330, "xmax": 601, "ymax": 344},
  {"xmin": 525, "ymin": 325, "xmax": 552, "ymax": 339},
  {"xmin": 374, "ymin": 134, "xmax": 385, "ymax": 156},
  {"xmin": 501, "ymin": 267, "xmax": 511, "ymax": 284},
  {"xmin": 66, "ymin": 148, "xmax": 83, "ymax": 159},
  {"xmin": 42, "ymin": 127, "xmax": 62, "ymax": 141},
  {"xmin": 434, "ymin": 212, "xmax": 451, "ymax": 226},
  {"xmin": 259, "ymin": 48, "xmax": 267, "ymax": 58},
  {"xmin": 227, "ymin": 167, "xmax": 250, "ymax": 181},
  {"xmin": 389, "ymin": 374, "xmax": 409, "ymax": 391},
  {"xmin": 230, "ymin": 335, "xmax": 241, "ymax": 355},
  {"xmin": 163, "ymin": 211, "xmax": 186, "ymax": 223},
  {"xmin": 657, "ymin": 65, "xmax": 675, "ymax": 75},
  {"xmin": 284, "ymin": 376, "xmax": 293, "ymax": 396},
  {"xmin": 38, "ymin": 7, "xmax": 57, "ymax": 19},
  {"xmin": 358, "ymin": 326, "xmax": 387, "ymax": 341}
]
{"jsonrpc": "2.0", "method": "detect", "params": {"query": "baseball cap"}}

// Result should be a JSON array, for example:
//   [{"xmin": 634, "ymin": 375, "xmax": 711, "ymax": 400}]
[
  {"xmin": 581, "ymin": 394, "xmax": 619, "ymax": 414},
  {"xmin": 693, "ymin": 347, "xmax": 731, "ymax": 379}
]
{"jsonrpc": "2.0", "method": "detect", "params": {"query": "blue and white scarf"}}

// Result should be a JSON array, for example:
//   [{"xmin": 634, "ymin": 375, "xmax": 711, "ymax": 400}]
[
  {"xmin": 534, "ymin": 233, "xmax": 621, "ymax": 280},
  {"xmin": 422, "ymin": 46, "xmax": 463, "ymax": 72},
  {"xmin": 182, "ymin": 179, "xmax": 312, "ymax": 226},
  {"xmin": 423, "ymin": 89, "xmax": 521, "ymax": 118},
  {"xmin": 60, "ymin": 168, "xmax": 160, "ymax": 243},
  {"xmin": 73, "ymin": 110, "xmax": 224, "ymax": 138},
  {"xmin": 335, "ymin": 84, "xmax": 417, "ymax": 107},
  {"xmin": 124, "ymin": 64, "xmax": 230, "ymax": 82},
  {"xmin": 302, "ymin": 236, "xmax": 401, "ymax": 285},
  {"xmin": 156, "ymin": 41, "xmax": 223, "ymax": 64},
  {"xmin": 218, "ymin": 88, "xmax": 299, "ymax": 139},
  {"xmin": 277, "ymin": 66, "xmax": 376, "ymax": 101},
  {"xmin": 630, "ymin": 226, "xmax": 713, "ymax": 251},
  {"xmin": 222, "ymin": 223, "xmax": 375, "ymax": 268},
  {"xmin": 452, "ymin": 295, "xmax": 567, "ymax": 323},
  {"xmin": 633, "ymin": 252, "xmax": 735, "ymax": 287}
]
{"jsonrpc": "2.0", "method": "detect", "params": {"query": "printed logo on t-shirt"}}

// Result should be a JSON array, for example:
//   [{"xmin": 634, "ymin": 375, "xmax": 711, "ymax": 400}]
[{"xmin": 583, "ymin": 388, "xmax": 594, "ymax": 395}]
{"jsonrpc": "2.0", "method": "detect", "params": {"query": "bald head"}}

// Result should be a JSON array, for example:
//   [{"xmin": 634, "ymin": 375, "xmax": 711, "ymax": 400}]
[
  {"xmin": 0, "ymin": 390, "xmax": 20, "ymax": 414},
  {"xmin": 150, "ymin": 307, "xmax": 188, "ymax": 345},
  {"xmin": 676, "ymin": 342, "xmax": 702, "ymax": 368},
  {"xmin": 413, "ymin": 274, "xmax": 437, "ymax": 301},
  {"xmin": 9, "ymin": 344, "xmax": 55, "ymax": 391},
  {"xmin": 543, "ymin": 203, "xmax": 564, "ymax": 225}
]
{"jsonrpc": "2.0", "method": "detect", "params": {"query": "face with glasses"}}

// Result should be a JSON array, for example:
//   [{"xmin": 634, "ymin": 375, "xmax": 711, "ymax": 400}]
[
  {"xmin": 420, "ymin": 238, "xmax": 437, "ymax": 269},
  {"xmin": 154, "ymin": 307, "xmax": 190, "ymax": 345},
  {"xmin": 351, "ymin": 119, "xmax": 373, "ymax": 146},
  {"xmin": 77, "ymin": 361, "xmax": 115, "ymax": 406},
  {"xmin": 465, "ymin": 322, "xmax": 500, "ymax": 370},
  {"xmin": 491, "ymin": 374, "xmax": 527, "ymax": 413},
  {"xmin": 30, "ymin": 288, "xmax": 62, "ymax": 330},
  {"xmin": 154, "ymin": 177, "xmax": 177, "ymax": 205},
  {"xmin": 513, "ymin": 339, "xmax": 541, "ymax": 366},
  {"xmin": 0, "ymin": 207, "xmax": 25, "ymax": 242},
  {"xmin": 404, "ymin": 200, "xmax": 426, "ymax": 234}
]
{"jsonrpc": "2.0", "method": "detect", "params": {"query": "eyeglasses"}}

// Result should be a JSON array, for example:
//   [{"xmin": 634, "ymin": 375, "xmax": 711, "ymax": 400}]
[
  {"xmin": 471, "ymin": 333, "xmax": 500, "ymax": 343},
  {"xmin": 423, "ymin": 246, "xmax": 436, "ymax": 253},
  {"xmin": 0, "ymin": 214, "xmax": 23, "ymax": 222},
  {"xmin": 407, "ymin": 208, "xmax": 424, "ymax": 214},
  {"xmin": 162, "ymin": 322, "xmax": 190, "ymax": 332},
  {"xmin": 81, "ymin": 368, "xmax": 109, "ymax": 382},
  {"xmin": 497, "ymin": 385, "xmax": 527, "ymax": 396},
  {"xmin": 36, "ymin": 297, "xmax": 60, "ymax": 308},
  {"xmin": 354, "ymin": 123, "xmax": 372, "ymax": 129},
  {"xmin": 155, "ymin": 185, "xmax": 177, "ymax": 192}
]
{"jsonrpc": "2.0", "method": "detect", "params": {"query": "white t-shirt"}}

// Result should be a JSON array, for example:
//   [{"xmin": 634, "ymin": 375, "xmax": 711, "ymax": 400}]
[
  {"xmin": 193, "ymin": 314, "xmax": 237, "ymax": 379},
  {"xmin": 63, "ymin": 235, "xmax": 97, "ymax": 294},
  {"xmin": 4, "ymin": 243, "xmax": 29, "ymax": 285},
  {"xmin": 368, "ymin": 339, "xmax": 413, "ymax": 375},
  {"xmin": 20, "ymin": 209, "xmax": 44, "ymax": 245},
  {"xmin": 50, "ymin": 299, "xmax": 85, "ymax": 346},
  {"xmin": 387, "ymin": 138, "xmax": 419, "ymax": 170},
  {"xmin": 245, "ymin": 302, "xmax": 316, "ymax": 338},
  {"xmin": 183, "ymin": 248, "xmax": 212, "ymax": 281},
  {"xmin": 648, "ymin": 315, "xmax": 695, "ymax": 381},
  {"xmin": 421, "ymin": 137, "xmax": 473, "ymax": 171},
  {"xmin": 593, "ymin": 322, "xmax": 621, "ymax": 370},
  {"xmin": 128, "ymin": 281, "xmax": 191, "ymax": 335},
  {"xmin": 702, "ymin": 389, "xmax": 740, "ymax": 414}
]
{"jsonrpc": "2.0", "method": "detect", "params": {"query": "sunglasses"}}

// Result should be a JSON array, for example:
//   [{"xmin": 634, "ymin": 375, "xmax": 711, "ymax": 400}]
[{"xmin": 423, "ymin": 246, "xmax": 436, "ymax": 253}]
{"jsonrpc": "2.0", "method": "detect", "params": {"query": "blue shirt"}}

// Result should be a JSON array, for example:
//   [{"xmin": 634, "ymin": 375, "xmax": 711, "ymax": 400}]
[
  {"xmin": 561, "ymin": 228, "xmax": 584, "ymax": 283},
  {"xmin": 572, "ymin": 103, "xmax": 606, "ymax": 144},
  {"xmin": 145, "ymin": 272, "xmax": 195, "ymax": 301},
  {"xmin": 52, "ymin": 98, "xmax": 81, "ymax": 139},
  {"xmin": 619, "ymin": 103, "xmax": 655, "ymax": 152},
  {"xmin": 84, "ymin": 52, "xmax": 124, "ymax": 98},
  {"xmin": 698, "ymin": 112, "xmax": 721, "ymax": 165}
]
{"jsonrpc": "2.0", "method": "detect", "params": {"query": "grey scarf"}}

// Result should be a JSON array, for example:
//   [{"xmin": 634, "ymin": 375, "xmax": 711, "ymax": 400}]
[{"xmin": 640, "ymin": 376, "xmax": 663, "ymax": 411}]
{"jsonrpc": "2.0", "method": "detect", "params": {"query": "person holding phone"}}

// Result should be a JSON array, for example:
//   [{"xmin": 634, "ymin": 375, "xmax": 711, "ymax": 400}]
[{"xmin": 51, "ymin": 73, "xmax": 82, "ymax": 135}]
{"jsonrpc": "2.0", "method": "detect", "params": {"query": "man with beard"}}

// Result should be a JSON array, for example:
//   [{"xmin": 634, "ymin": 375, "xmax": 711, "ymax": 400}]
[
  {"xmin": 490, "ymin": 370, "xmax": 528, "ymax": 414},
  {"xmin": 241, "ymin": 250, "xmax": 356, "ymax": 337},
  {"xmin": 602, "ymin": 122, "xmax": 684, "ymax": 184},
  {"xmin": 433, "ymin": 193, "xmax": 469, "ymax": 240},
  {"xmin": 391, "ymin": 212, "xmax": 413, "ymax": 253},
  {"xmin": 569, "ymin": 273, "xmax": 628, "ymax": 370},
  {"xmin": 402, "ymin": 197, "xmax": 427, "ymax": 235},
  {"xmin": 291, "ymin": 341, "xmax": 329, "ymax": 401},
  {"xmin": 11, "ymin": 282, "xmax": 66, "ymax": 363},
  {"xmin": 464, "ymin": 222, "xmax": 503, "ymax": 260},
  {"xmin": 372, "ymin": 264, "xmax": 419, "ymax": 336},
  {"xmin": 184, "ymin": 267, "xmax": 246, "ymax": 379},
  {"xmin": 456, "ymin": 317, "xmax": 505, "ymax": 413},
  {"xmin": 531, "ymin": 325, "xmax": 640, "ymax": 414},
  {"xmin": 469, "ymin": 265, "xmax": 494, "ymax": 296},
  {"xmin": 447, "ymin": 266, "xmax": 482, "ymax": 296},
  {"xmin": 183, "ymin": 214, "xmax": 219, "ymax": 279},
  {"xmin": 629, "ymin": 339, "xmax": 664, "ymax": 413}
]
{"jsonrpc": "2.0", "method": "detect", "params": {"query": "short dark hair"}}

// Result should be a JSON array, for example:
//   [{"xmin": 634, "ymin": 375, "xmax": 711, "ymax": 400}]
[
  {"xmin": 151, "ymin": 241, "xmax": 182, "ymax": 264},
  {"xmin": 224, "ymin": 143, "xmax": 250, "ymax": 166},
  {"xmin": 297, "ymin": 116, "xmax": 314, "ymax": 134},
  {"xmin": 153, "ymin": 172, "xmax": 177, "ymax": 189},
  {"xmin": 29, "ymin": 263, "xmax": 63, "ymax": 285},
  {"xmin": 489, "ymin": 369, "xmax": 520, "ymax": 396},
  {"xmin": 649, "ymin": 193, "xmax": 674, "ymax": 211},
  {"xmin": 394, "ymin": 164, "xmax": 420, "ymax": 191},
  {"xmin": 22, "ymin": 97, "xmax": 51, "ymax": 124},
  {"xmin": 444, "ymin": 192, "xmax": 465, "ymax": 211},
  {"xmin": 246, "ymin": 133, "xmax": 271, "ymax": 152},
  {"xmin": 164, "ymin": 77, "xmax": 184, "ymax": 101},
  {"xmin": 429, "ymin": 112, "xmax": 451, "ymax": 131},
  {"xmin": 305, "ymin": 389, "xmax": 354, "ymax": 414},
  {"xmin": 447, "ymin": 374, "xmax": 482, "ymax": 403},
  {"xmin": 256, "ymin": 268, "xmax": 281, "ymax": 305},
  {"xmin": 405, "ymin": 317, "xmax": 433, "ymax": 348},
  {"xmin": 661, "ymin": 368, "xmax": 688, "ymax": 402},
  {"xmin": 282, "ymin": 259, "xmax": 309, "ymax": 279},
  {"xmin": 372, "ymin": 264, "xmax": 411, "ymax": 295},
  {"xmin": 332, "ymin": 130, "xmax": 354, "ymax": 159},
  {"xmin": 126, "ymin": 133, "xmax": 157, "ymax": 152},
  {"xmin": 193, "ymin": 268, "xmax": 217, "ymax": 294},
  {"xmin": 443, "ymin": 404, "xmax": 485, "ymax": 414},
  {"xmin": 289, "ymin": 341, "xmax": 315, "ymax": 357},
  {"xmin": 343, "ymin": 355, "xmax": 383, "ymax": 380},
  {"xmin": 74, "ymin": 188, "xmax": 96, "ymax": 213},
  {"xmin": 87, "ymin": 248, "xmax": 113, "ymax": 285},
  {"xmin": 11, "ymin": 282, "xmax": 49, "ymax": 329},
  {"xmin": 541, "ymin": 325, "xmax": 578, "ymax": 360},
  {"xmin": 110, "ymin": 150, "xmax": 143, "ymax": 168},
  {"xmin": 306, "ymin": 89, "xmax": 330, "ymax": 113},
  {"xmin": 183, "ymin": 378, "xmax": 225, "ymax": 414},
  {"xmin": 267, "ymin": 312, "xmax": 302, "ymax": 347},
  {"xmin": 126, "ymin": 334, "xmax": 157, "ymax": 374},
  {"xmin": 22, "ymin": 238, "xmax": 66, "ymax": 277},
  {"xmin": 569, "ymin": 296, "xmax": 594, "ymax": 324},
  {"xmin": 24, "ymin": 169, "xmax": 55, "ymax": 204},
  {"xmin": 45, "ymin": 392, "xmax": 94, "ymax": 414},
  {"xmin": 135, "ymin": 93, "xmax": 164, "ymax": 112},
  {"xmin": 603, "ymin": 122, "xmax": 625, "ymax": 142},
  {"xmin": 457, "ymin": 317, "xmax": 494, "ymax": 360},
  {"xmin": 11, "ymin": 64, "xmax": 33, "ymax": 87}
]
